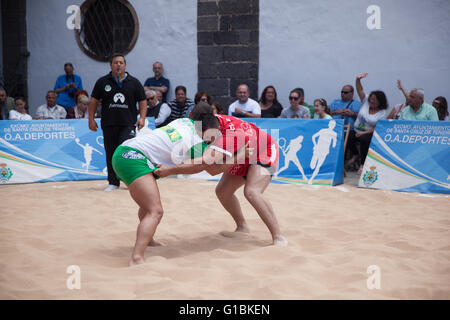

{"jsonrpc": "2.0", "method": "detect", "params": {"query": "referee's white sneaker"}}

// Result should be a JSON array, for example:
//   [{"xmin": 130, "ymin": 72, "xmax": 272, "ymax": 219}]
[{"xmin": 104, "ymin": 184, "xmax": 119, "ymax": 192}]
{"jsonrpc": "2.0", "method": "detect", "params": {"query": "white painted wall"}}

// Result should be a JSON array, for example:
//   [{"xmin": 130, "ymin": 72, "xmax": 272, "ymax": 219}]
[
  {"xmin": 260, "ymin": 0, "xmax": 450, "ymax": 111},
  {"xmin": 27, "ymin": 0, "xmax": 197, "ymax": 116}
]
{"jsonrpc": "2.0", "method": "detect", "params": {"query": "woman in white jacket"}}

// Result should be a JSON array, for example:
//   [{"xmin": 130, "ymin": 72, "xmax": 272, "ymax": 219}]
[{"xmin": 9, "ymin": 97, "xmax": 32, "ymax": 120}]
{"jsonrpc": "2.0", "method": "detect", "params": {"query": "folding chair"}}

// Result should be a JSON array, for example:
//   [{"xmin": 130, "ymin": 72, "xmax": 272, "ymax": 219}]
[{"xmin": 343, "ymin": 124, "xmax": 350, "ymax": 177}]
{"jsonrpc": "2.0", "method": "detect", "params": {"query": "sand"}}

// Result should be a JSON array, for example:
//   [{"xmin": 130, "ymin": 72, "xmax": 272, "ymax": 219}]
[{"xmin": 0, "ymin": 174, "xmax": 449, "ymax": 300}]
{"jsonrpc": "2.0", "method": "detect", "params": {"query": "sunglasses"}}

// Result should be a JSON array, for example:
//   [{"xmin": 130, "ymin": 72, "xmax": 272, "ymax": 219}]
[
  {"xmin": 200, "ymin": 97, "xmax": 208, "ymax": 102},
  {"xmin": 147, "ymin": 96, "xmax": 155, "ymax": 101},
  {"xmin": 289, "ymin": 96, "xmax": 299, "ymax": 101},
  {"xmin": 341, "ymin": 91, "xmax": 351, "ymax": 94}
]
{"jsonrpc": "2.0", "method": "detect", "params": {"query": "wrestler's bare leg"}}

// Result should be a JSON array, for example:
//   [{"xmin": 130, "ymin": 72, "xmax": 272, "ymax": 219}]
[
  {"xmin": 128, "ymin": 174, "xmax": 164, "ymax": 266},
  {"xmin": 215, "ymin": 172, "xmax": 249, "ymax": 234},
  {"xmin": 244, "ymin": 165, "xmax": 288, "ymax": 246}
]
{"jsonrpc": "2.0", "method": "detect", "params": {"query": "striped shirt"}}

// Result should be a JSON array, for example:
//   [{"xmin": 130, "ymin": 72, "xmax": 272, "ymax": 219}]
[{"xmin": 166, "ymin": 98, "xmax": 194, "ymax": 124}]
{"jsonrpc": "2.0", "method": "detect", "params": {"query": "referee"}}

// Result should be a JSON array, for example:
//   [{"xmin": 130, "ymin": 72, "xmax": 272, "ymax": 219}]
[{"xmin": 88, "ymin": 53, "xmax": 147, "ymax": 192}]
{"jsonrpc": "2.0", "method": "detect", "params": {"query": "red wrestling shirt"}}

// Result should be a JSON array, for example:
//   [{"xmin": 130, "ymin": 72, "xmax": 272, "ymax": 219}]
[{"xmin": 209, "ymin": 114, "xmax": 279, "ymax": 176}]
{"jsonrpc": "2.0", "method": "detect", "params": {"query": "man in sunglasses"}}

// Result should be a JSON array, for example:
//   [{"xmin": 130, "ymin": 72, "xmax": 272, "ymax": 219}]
[
  {"xmin": 329, "ymin": 85, "xmax": 361, "ymax": 126},
  {"xmin": 145, "ymin": 89, "xmax": 171, "ymax": 128},
  {"xmin": 329, "ymin": 85, "xmax": 361, "ymax": 169}
]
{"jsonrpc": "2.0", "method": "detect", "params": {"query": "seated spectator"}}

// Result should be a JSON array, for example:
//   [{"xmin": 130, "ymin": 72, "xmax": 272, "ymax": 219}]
[
  {"xmin": 66, "ymin": 90, "xmax": 91, "ymax": 119},
  {"xmin": 329, "ymin": 84, "xmax": 361, "ymax": 168},
  {"xmin": 0, "ymin": 87, "xmax": 15, "ymax": 120},
  {"xmin": 388, "ymin": 80, "xmax": 409, "ymax": 119},
  {"xmin": 280, "ymin": 89, "xmax": 310, "ymax": 118},
  {"xmin": 354, "ymin": 73, "xmax": 390, "ymax": 174},
  {"xmin": 146, "ymin": 89, "xmax": 171, "ymax": 127},
  {"xmin": 54, "ymin": 62, "xmax": 83, "ymax": 111},
  {"xmin": 258, "ymin": 85, "xmax": 283, "ymax": 118},
  {"xmin": 432, "ymin": 96, "xmax": 449, "ymax": 121},
  {"xmin": 194, "ymin": 91, "xmax": 212, "ymax": 105},
  {"xmin": 166, "ymin": 86, "xmax": 194, "ymax": 123},
  {"xmin": 211, "ymin": 101, "xmax": 225, "ymax": 115},
  {"xmin": 144, "ymin": 62, "xmax": 170, "ymax": 103},
  {"xmin": 185, "ymin": 91, "xmax": 213, "ymax": 117},
  {"xmin": 228, "ymin": 84, "xmax": 261, "ymax": 118},
  {"xmin": 399, "ymin": 88, "xmax": 439, "ymax": 121},
  {"xmin": 329, "ymin": 84, "xmax": 361, "ymax": 125},
  {"xmin": 9, "ymin": 97, "xmax": 32, "ymax": 120},
  {"xmin": 36, "ymin": 90, "xmax": 67, "ymax": 119},
  {"xmin": 313, "ymin": 98, "xmax": 332, "ymax": 119},
  {"xmin": 294, "ymin": 87, "xmax": 314, "ymax": 117},
  {"xmin": 155, "ymin": 90, "xmax": 163, "ymax": 103}
]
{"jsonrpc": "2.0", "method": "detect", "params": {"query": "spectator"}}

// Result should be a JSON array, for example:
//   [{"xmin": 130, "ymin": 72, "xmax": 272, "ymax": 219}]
[
  {"xmin": 280, "ymin": 89, "xmax": 310, "ymax": 118},
  {"xmin": 329, "ymin": 84, "xmax": 361, "ymax": 126},
  {"xmin": 146, "ymin": 89, "xmax": 171, "ymax": 128},
  {"xmin": 432, "ymin": 96, "xmax": 448, "ymax": 121},
  {"xmin": 194, "ymin": 91, "xmax": 212, "ymax": 105},
  {"xmin": 166, "ymin": 86, "xmax": 194, "ymax": 123},
  {"xmin": 185, "ymin": 91, "xmax": 212, "ymax": 117},
  {"xmin": 294, "ymin": 87, "xmax": 314, "ymax": 117},
  {"xmin": 88, "ymin": 53, "xmax": 147, "ymax": 192},
  {"xmin": 354, "ymin": 73, "xmax": 390, "ymax": 174},
  {"xmin": 313, "ymin": 98, "xmax": 332, "ymax": 119},
  {"xmin": 329, "ymin": 84, "xmax": 361, "ymax": 168},
  {"xmin": 0, "ymin": 88, "xmax": 15, "ymax": 120},
  {"xmin": 155, "ymin": 90, "xmax": 163, "ymax": 103},
  {"xmin": 9, "ymin": 97, "xmax": 32, "ymax": 120},
  {"xmin": 399, "ymin": 88, "xmax": 439, "ymax": 121},
  {"xmin": 228, "ymin": 84, "xmax": 261, "ymax": 118},
  {"xmin": 66, "ymin": 90, "xmax": 91, "ymax": 119},
  {"xmin": 259, "ymin": 85, "xmax": 283, "ymax": 118},
  {"xmin": 36, "ymin": 90, "xmax": 67, "ymax": 119},
  {"xmin": 388, "ymin": 80, "xmax": 409, "ymax": 119},
  {"xmin": 144, "ymin": 61, "xmax": 170, "ymax": 103},
  {"xmin": 211, "ymin": 101, "xmax": 225, "ymax": 115},
  {"xmin": 54, "ymin": 62, "xmax": 83, "ymax": 111}
]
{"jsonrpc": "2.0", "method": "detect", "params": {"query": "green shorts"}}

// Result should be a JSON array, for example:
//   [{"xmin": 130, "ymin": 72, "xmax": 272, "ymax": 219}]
[{"xmin": 112, "ymin": 145, "xmax": 158, "ymax": 185}]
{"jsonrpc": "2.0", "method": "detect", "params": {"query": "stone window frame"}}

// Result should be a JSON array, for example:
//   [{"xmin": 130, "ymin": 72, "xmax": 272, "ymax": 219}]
[{"xmin": 74, "ymin": 0, "xmax": 139, "ymax": 62}]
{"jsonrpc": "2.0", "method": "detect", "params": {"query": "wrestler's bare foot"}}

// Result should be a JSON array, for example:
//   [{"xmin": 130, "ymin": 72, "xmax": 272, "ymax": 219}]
[
  {"xmin": 148, "ymin": 239, "xmax": 163, "ymax": 247},
  {"xmin": 129, "ymin": 256, "xmax": 145, "ymax": 266},
  {"xmin": 273, "ymin": 235, "xmax": 288, "ymax": 246},
  {"xmin": 220, "ymin": 224, "xmax": 250, "ymax": 238}
]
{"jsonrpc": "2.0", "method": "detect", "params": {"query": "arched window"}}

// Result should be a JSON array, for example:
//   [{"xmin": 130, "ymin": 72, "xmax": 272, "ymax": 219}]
[{"xmin": 75, "ymin": 0, "xmax": 139, "ymax": 62}]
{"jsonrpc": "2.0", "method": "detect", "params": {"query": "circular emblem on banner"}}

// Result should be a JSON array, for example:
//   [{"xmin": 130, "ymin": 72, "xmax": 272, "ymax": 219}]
[
  {"xmin": 0, "ymin": 163, "xmax": 13, "ymax": 183},
  {"xmin": 363, "ymin": 166, "xmax": 378, "ymax": 186},
  {"xmin": 105, "ymin": 85, "xmax": 112, "ymax": 92}
]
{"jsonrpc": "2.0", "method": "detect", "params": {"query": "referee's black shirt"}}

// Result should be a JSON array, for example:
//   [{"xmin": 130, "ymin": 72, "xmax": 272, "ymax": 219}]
[{"xmin": 91, "ymin": 72, "xmax": 146, "ymax": 128}]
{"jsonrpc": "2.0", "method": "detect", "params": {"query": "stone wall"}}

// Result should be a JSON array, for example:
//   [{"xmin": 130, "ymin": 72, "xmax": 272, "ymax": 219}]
[
  {"xmin": 1, "ymin": 0, "xmax": 28, "ymax": 98},
  {"xmin": 197, "ymin": 0, "xmax": 259, "ymax": 112}
]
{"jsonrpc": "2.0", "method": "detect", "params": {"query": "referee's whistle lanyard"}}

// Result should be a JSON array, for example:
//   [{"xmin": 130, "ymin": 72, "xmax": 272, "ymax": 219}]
[{"xmin": 115, "ymin": 73, "xmax": 127, "ymax": 88}]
